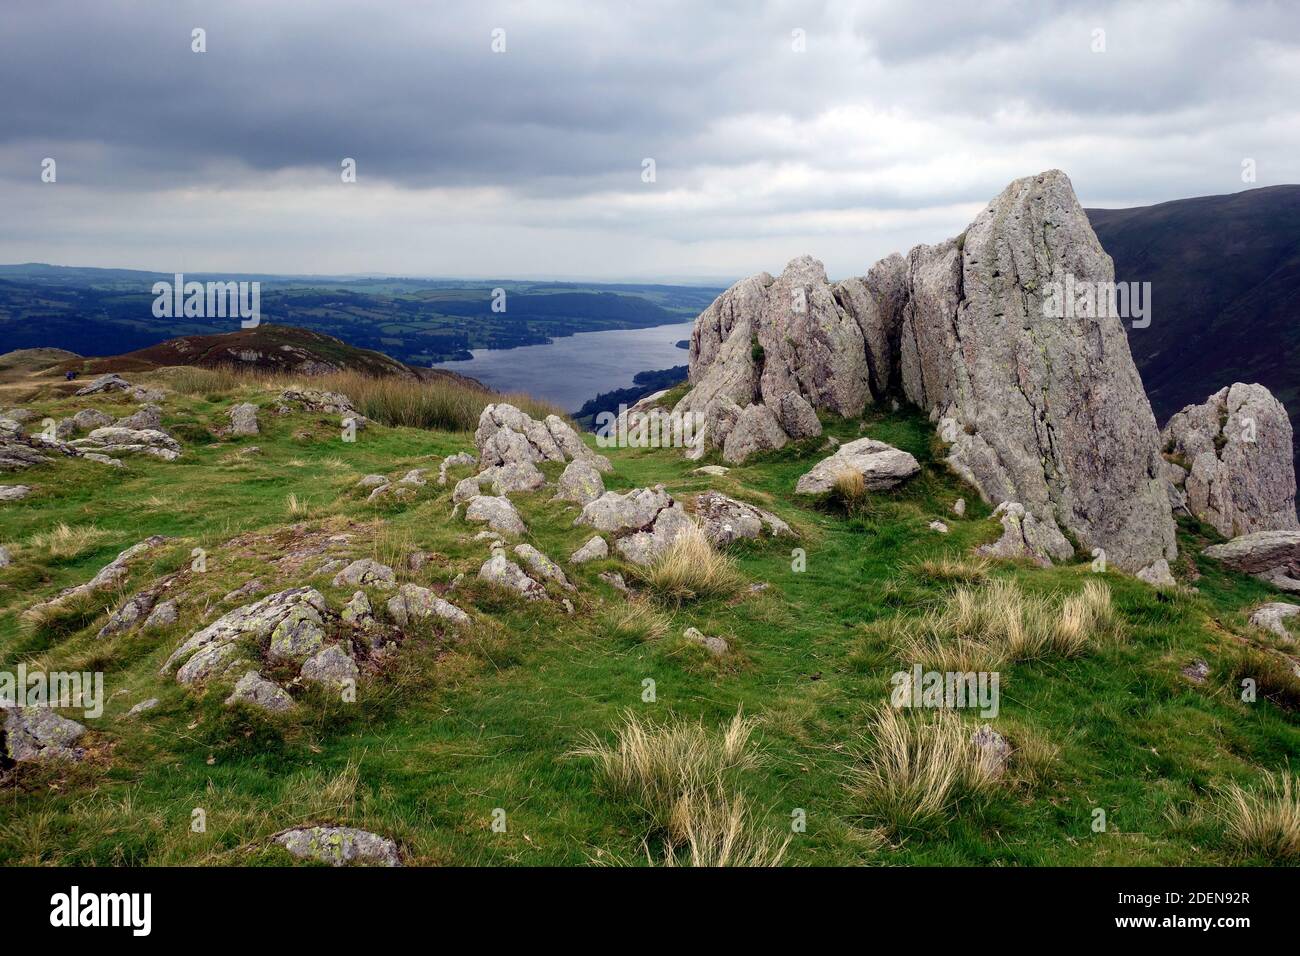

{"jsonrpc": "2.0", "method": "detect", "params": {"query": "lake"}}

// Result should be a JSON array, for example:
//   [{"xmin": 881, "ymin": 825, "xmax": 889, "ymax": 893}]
[{"xmin": 431, "ymin": 321, "xmax": 695, "ymax": 412}]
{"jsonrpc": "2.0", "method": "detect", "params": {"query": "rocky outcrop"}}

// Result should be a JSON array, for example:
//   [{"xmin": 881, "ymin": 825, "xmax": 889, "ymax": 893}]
[
  {"xmin": 478, "ymin": 551, "xmax": 547, "ymax": 600},
  {"xmin": 161, "ymin": 586, "xmax": 327, "ymax": 677},
  {"xmin": 693, "ymin": 491, "xmax": 793, "ymax": 547},
  {"xmin": 273, "ymin": 826, "xmax": 400, "ymax": 867},
  {"xmin": 332, "ymin": 559, "xmax": 396, "ymax": 590},
  {"xmin": 976, "ymin": 502, "xmax": 1058, "ymax": 568},
  {"xmin": 794, "ymin": 438, "xmax": 920, "ymax": 495},
  {"xmin": 475, "ymin": 403, "xmax": 610, "ymax": 472},
  {"xmin": 1161, "ymin": 384, "xmax": 1298, "ymax": 537},
  {"xmin": 554, "ymin": 459, "xmax": 605, "ymax": 505},
  {"xmin": 513, "ymin": 544, "xmax": 572, "ymax": 589},
  {"xmin": 674, "ymin": 169, "xmax": 1177, "ymax": 579},
  {"xmin": 464, "ymin": 495, "xmax": 526, "ymax": 536},
  {"xmin": 386, "ymin": 584, "xmax": 470, "ymax": 627},
  {"xmin": 570, "ymin": 536, "xmax": 608, "ymax": 564},
  {"xmin": 229, "ymin": 402, "xmax": 260, "ymax": 436},
  {"xmin": 1203, "ymin": 530, "xmax": 1300, "ymax": 592},
  {"xmin": 575, "ymin": 486, "xmax": 693, "ymax": 565},
  {"xmin": 722, "ymin": 404, "xmax": 789, "ymax": 464},
  {"xmin": 226, "ymin": 671, "xmax": 295, "ymax": 712},
  {"xmin": 1250, "ymin": 602, "xmax": 1299, "ymax": 641},
  {"xmin": 28, "ymin": 536, "xmax": 168, "ymax": 618},
  {"xmin": 72, "ymin": 427, "xmax": 181, "ymax": 461},
  {"xmin": 0, "ymin": 484, "xmax": 31, "ymax": 501},
  {"xmin": 75, "ymin": 373, "xmax": 131, "ymax": 395}
]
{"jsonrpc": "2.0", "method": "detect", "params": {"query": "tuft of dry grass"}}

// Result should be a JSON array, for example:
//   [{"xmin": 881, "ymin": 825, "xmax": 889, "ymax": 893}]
[
  {"xmin": 851, "ymin": 704, "xmax": 1003, "ymax": 834},
  {"xmin": 637, "ymin": 525, "xmax": 744, "ymax": 604},
  {"xmin": 594, "ymin": 600, "xmax": 671, "ymax": 644},
  {"xmin": 1216, "ymin": 771, "xmax": 1300, "ymax": 860},
  {"xmin": 909, "ymin": 555, "xmax": 991, "ymax": 585},
  {"xmin": 574, "ymin": 709, "xmax": 788, "ymax": 866},
  {"xmin": 285, "ymin": 493, "xmax": 310, "ymax": 517},
  {"xmin": 27, "ymin": 522, "xmax": 112, "ymax": 559},
  {"xmin": 896, "ymin": 579, "xmax": 1121, "ymax": 671}
]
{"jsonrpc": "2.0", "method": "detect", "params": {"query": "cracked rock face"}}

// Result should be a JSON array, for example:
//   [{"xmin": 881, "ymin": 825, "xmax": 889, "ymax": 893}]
[
  {"xmin": 1162, "ymin": 383, "xmax": 1298, "ymax": 538},
  {"xmin": 976, "ymin": 502, "xmax": 1063, "ymax": 568},
  {"xmin": 794, "ymin": 438, "xmax": 920, "ymax": 495},
  {"xmin": 2, "ymin": 705, "xmax": 87, "ymax": 762},
  {"xmin": 1203, "ymin": 530, "xmax": 1300, "ymax": 592},
  {"xmin": 475, "ymin": 403, "xmax": 610, "ymax": 473},
  {"xmin": 72, "ymin": 426, "xmax": 181, "ymax": 461},
  {"xmin": 575, "ymin": 486, "xmax": 693, "ymax": 565},
  {"xmin": 274, "ymin": 826, "xmax": 400, "ymax": 867}
]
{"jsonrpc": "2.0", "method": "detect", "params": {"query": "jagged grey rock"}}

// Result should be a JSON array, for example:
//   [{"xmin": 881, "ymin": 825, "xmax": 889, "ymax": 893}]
[
  {"xmin": 268, "ymin": 602, "xmax": 327, "ymax": 663},
  {"xmin": 332, "ymin": 558, "xmax": 396, "ymax": 590},
  {"xmin": 225, "ymin": 671, "xmax": 295, "ymax": 712},
  {"xmin": 554, "ymin": 459, "xmax": 605, "ymax": 505},
  {"xmin": 72, "ymin": 409, "xmax": 114, "ymax": 432},
  {"xmin": 570, "ymin": 536, "xmax": 608, "ymax": 564},
  {"xmin": 1161, "ymin": 383, "xmax": 1298, "ymax": 538},
  {"xmin": 794, "ymin": 438, "xmax": 920, "ymax": 495},
  {"xmin": 127, "ymin": 698, "xmax": 159, "ymax": 717},
  {"xmin": 683, "ymin": 626, "xmax": 728, "ymax": 657},
  {"xmin": 775, "ymin": 391, "xmax": 822, "ymax": 440},
  {"xmin": 142, "ymin": 600, "xmax": 177, "ymax": 630},
  {"xmin": 175, "ymin": 642, "xmax": 244, "ymax": 685},
  {"xmin": 73, "ymin": 426, "xmax": 181, "ymax": 461},
  {"xmin": 575, "ymin": 486, "xmax": 674, "ymax": 534},
  {"xmin": 2, "ymin": 706, "xmax": 87, "ymax": 762},
  {"xmin": 693, "ymin": 491, "xmax": 792, "ymax": 547},
  {"xmin": 0, "ymin": 484, "xmax": 32, "ymax": 501},
  {"xmin": 1203, "ymin": 530, "xmax": 1300, "ymax": 592},
  {"xmin": 465, "ymin": 495, "xmax": 526, "ymax": 536},
  {"xmin": 478, "ymin": 551, "xmax": 546, "ymax": 600},
  {"xmin": 513, "ymin": 544, "xmax": 572, "ymax": 588},
  {"xmin": 30, "ymin": 535, "xmax": 168, "ymax": 617},
  {"xmin": 438, "ymin": 451, "xmax": 477, "ymax": 485},
  {"xmin": 228, "ymin": 402, "xmax": 259, "ymax": 436},
  {"xmin": 162, "ymin": 586, "xmax": 327, "ymax": 676},
  {"xmin": 97, "ymin": 589, "xmax": 159, "ymax": 638},
  {"xmin": 75, "ymin": 373, "xmax": 131, "ymax": 395},
  {"xmin": 115, "ymin": 405, "xmax": 163, "ymax": 431},
  {"xmin": 385, "ymin": 584, "xmax": 470, "ymax": 627},
  {"xmin": 357, "ymin": 474, "xmax": 389, "ymax": 489},
  {"xmin": 300, "ymin": 645, "xmax": 359, "ymax": 688},
  {"xmin": 616, "ymin": 504, "xmax": 693, "ymax": 565},
  {"xmin": 722, "ymin": 404, "xmax": 788, "ymax": 464},
  {"xmin": 1249, "ymin": 603, "xmax": 1299, "ymax": 641},
  {"xmin": 476, "ymin": 403, "xmax": 610, "ymax": 472},
  {"xmin": 274, "ymin": 826, "xmax": 400, "ymax": 867},
  {"xmin": 341, "ymin": 590, "xmax": 375, "ymax": 626},
  {"xmin": 976, "ymin": 502, "xmax": 1058, "ymax": 568}
]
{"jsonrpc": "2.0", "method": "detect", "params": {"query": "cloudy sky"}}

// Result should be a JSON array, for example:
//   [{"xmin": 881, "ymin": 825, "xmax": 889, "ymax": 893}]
[{"xmin": 2, "ymin": 0, "xmax": 1298, "ymax": 281}]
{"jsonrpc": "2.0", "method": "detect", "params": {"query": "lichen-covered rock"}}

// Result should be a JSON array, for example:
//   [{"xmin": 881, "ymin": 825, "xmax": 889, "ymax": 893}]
[
  {"xmin": 385, "ymin": 583, "xmax": 470, "ymax": 627},
  {"xmin": 615, "ymin": 504, "xmax": 693, "ymax": 566},
  {"xmin": 1204, "ymin": 530, "xmax": 1300, "ymax": 592},
  {"xmin": 300, "ymin": 645, "xmax": 359, "ymax": 689},
  {"xmin": 268, "ymin": 604, "xmax": 327, "ymax": 663},
  {"xmin": 162, "ymin": 586, "xmax": 327, "ymax": 676},
  {"xmin": 478, "ymin": 551, "xmax": 546, "ymax": 600},
  {"xmin": 340, "ymin": 590, "xmax": 374, "ymax": 627},
  {"xmin": 227, "ymin": 402, "xmax": 259, "ymax": 436},
  {"xmin": 141, "ymin": 599, "xmax": 178, "ymax": 631},
  {"xmin": 115, "ymin": 404, "xmax": 163, "ymax": 431},
  {"xmin": 1249, "ymin": 602, "xmax": 1299, "ymax": 641},
  {"xmin": 332, "ymin": 558, "xmax": 396, "ymax": 590},
  {"xmin": 575, "ymin": 487, "xmax": 673, "ymax": 534},
  {"xmin": 278, "ymin": 388, "xmax": 358, "ymax": 416},
  {"xmin": 464, "ymin": 495, "xmax": 526, "ymax": 536},
  {"xmin": 175, "ymin": 642, "xmax": 244, "ymax": 685},
  {"xmin": 225, "ymin": 671, "xmax": 294, "ymax": 712},
  {"xmin": 722, "ymin": 403, "xmax": 788, "ymax": 464},
  {"xmin": 437, "ymin": 451, "xmax": 477, "ymax": 486},
  {"xmin": 554, "ymin": 459, "xmax": 605, "ymax": 505},
  {"xmin": 273, "ymin": 826, "xmax": 400, "ymax": 867},
  {"xmin": 1, "ymin": 705, "xmax": 87, "ymax": 762},
  {"xmin": 72, "ymin": 426, "xmax": 181, "ymax": 461},
  {"xmin": 1161, "ymin": 383, "xmax": 1298, "ymax": 537},
  {"xmin": 693, "ymin": 491, "xmax": 792, "ymax": 547},
  {"xmin": 775, "ymin": 391, "xmax": 822, "ymax": 440},
  {"xmin": 0, "ymin": 484, "xmax": 32, "ymax": 501},
  {"xmin": 30, "ymin": 535, "xmax": 168, "ymax": 618},
  {"xmin": 97, "ymin": 589, "xmax": 159, "ymax": 638},
  {"xmin": 513, "ymin": 544, "xmax": 572, "ymax": 589},
  {"xmin": 71, "ymin": 408, "xmax": 114, "ymax": 432},
  {"xmin": 794, "ymin": 438, "xmax": 920, "ymax": 495},
  {"xmin": 475, "ymin": 403, "xmax": 610, "ymax": 474},
  {"xmin": 570, "ymin": 536, "xmax": 608, "ymax": 564},
  {"xmin": 357, "ymin": 474, "xmax": 389, "ymax": 489}
]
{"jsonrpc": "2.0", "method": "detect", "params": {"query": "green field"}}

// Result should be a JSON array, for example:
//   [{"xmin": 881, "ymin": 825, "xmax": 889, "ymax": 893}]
[{"xmin": 1, "ymin": 370, "xmax": 1297, "ymax": 866}]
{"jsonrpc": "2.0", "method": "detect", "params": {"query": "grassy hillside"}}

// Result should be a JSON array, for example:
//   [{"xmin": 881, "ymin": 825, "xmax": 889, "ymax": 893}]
[{"xmin": 1, "ymin": 370, "xmax": 1297, "ymax": 866}]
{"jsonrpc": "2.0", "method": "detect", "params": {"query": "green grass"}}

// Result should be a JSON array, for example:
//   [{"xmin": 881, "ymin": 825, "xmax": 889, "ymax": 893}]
[{"xmin": 1, "ymin": 373, "xmax": 1298, "ymax": 865}]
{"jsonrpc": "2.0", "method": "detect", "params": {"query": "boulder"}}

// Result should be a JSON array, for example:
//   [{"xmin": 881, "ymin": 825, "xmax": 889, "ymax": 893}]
[
  {"xmin": 340, "ymin": 590, "xmax": 375, "ymax": 627},
  {"xmin": 437, "ymin": 451, "xmax": 477, "ymax": 486},
  {"xmin": 75, "ymin": 373, "xmax": 131, "ymax": 395},
  {"xmin": 229, "ymin": 402, "xmax": 260, "ymax": 436},
  {"xmin": 142, "ymin": 600, "xmax": 178, "ymax": 631},
  {"xmin": 513, "ymin": 544, "xmax": 572, "ymax": 589},
  {"xmin": 225, "ymin": 671, "xmax": 295, "ymax": 712},
  {"xmin": 683, "ymin": 626, "xmax": 728, "ymax": 657},
  {"xmin": 794, "ymin": 438, "xmax": 920, "ymax": 495},
  {"xmin": 71, "ymin": 409, "xmax": 114, "ymax": 432},
  {"xmin": 464, "ymin": 495, "xmax": 526, "ymax": 536},
  {"xmin": 1203, "ymin": 530, "xmax": 1300, "ymax": 592},
  {"xmin": 570, "ymin": 536, "xmax": 609, "ymax": 564},
  {"xmin": 357, "ymin": 474, "xmax": 389, "ymax": 489},
  {"xmin": 775, "ymin": 391, "xmax": 822, "ymax": 440},
  {"xmin": 161, "ymin": 586, "xmax": 327, "ymax": 676},
  {"xmin": 97, "ymin": 589, "xmax": 159, "ymax": 638},
  {"xmin": 615, "ymin": 504, "xmax": 693, "ymax": 565},
  {"xmin": 693, "ymin": 491, "xmax": 792, "ymax": 547},
  {"xmin": 385, "ymin": 584, "xmax": 470, "ymax": 627},
  {"xmin": 273, "ymin": 826, "xmax": 400, "ymax": 867},
  {"xmin": 0, "ymin": 546, "xmax": 11, "ymax": 567},
  {"xmin": 575, "ymin": 487, "xmax": 674, "ymax": 534},
  {"xmin": 478, "ymin": 551, "xmax": 546, "ymax": 600},
  {"xmin": 267, "ymin": 603, "xmax": 327, "ymax": 663},
  {"xmin": 476, "ymin": 403, "xmax": 609, "ymax": 472},
  {"xmin": 115, "ymin": 405, "xmax": 163, "ymax": 431},
  {"xmin": 72, "ymin": 426, "xmax": 181, "ymax": 461},
  {"xmin": 332, "ymin": 558, "xmax": 397, "ymax": 590},
  {"xmin": 1, "ymin": 706, "xmax": 86, "ymax": 762},
  {"xmin": 0, "ymin": 484, "xmax": 32, "ymax": 502},
  {"xmin": 970, "ymin": 725, "xmax": 1012, "ymax": 777},
  {"xmin": 976, "ymin": 502, "xmax": 1060, "ymax": 568},
  {"xmin": 1161, "ymin": 383, "xmax": 1298, "ymax": 537},
  {"xmin": 554, "ymin": 459, "xmax": 605, "ymax": 505},
  {"xmin": 127, "ymin": 698, "xmax": 160, "ymax": 717},
  {"xmin": 722, "ymin": 403, "xmax": 788, "ymax": 464},
  {"xmin": 300, "ymin": 645, "xmax": 359, "ymax": 689},
  {"xmin": 1249, "ymin": 602, "xmax": 1299, "ymax": 641}
]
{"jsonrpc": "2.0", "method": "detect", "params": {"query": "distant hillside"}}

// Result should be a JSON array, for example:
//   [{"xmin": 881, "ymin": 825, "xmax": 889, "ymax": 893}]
[
  {"xmin": 0, "ymin": 265, "xmax": 723, "ymax": 365},
  {"xmin": 1087, "ymin": 186, "xmax": 1300, "ymax": 474}
]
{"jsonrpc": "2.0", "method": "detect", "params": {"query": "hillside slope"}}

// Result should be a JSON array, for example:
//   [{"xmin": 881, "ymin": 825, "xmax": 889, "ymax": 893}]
[
  {"xmin": 1, "ymin": 369, "xmax": 1296, "ymax": 866},
  {"xmin": 1088, "ymin": 187, "xmax": 1300, "ymax": 478}
]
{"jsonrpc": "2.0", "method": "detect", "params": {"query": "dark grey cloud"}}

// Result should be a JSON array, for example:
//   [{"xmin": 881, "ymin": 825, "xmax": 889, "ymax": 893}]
[{"xmin": 1, "ymin": 0, "xmax": 1297, "ymax": 278}]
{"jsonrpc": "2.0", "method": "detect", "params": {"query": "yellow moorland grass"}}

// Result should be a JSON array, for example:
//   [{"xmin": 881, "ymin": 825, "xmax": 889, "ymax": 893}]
[
  {"xmin": 26, "ymin": 522, "xmax": 112, "ymax": 559},
  {"xmin": 851, "ymin": 704, "xmax": 1005, "ymax": 834},
  {"xmin": 593, "ymin": 599, "xmax": 671, "ymax": 644},
  {"xmin": 573, "ymin": 709, "xmax": 788, "ymax": 866},
  {"xmin": 1216, "ymin": 771, "xmax": 1300, "ymax": 861},
  {"xmin": 908, "ymin": 554, "xmax": 991, "ymax": 585},
  {"xmin": 637, "ymin": 524, "xmax": 744, "ymax": 604},
  {"xmin": 895, "ymin": 578, "xmax": 1121, "ymax": 672},
  {"xmin": 162, "ymin": 364, "xmax": 564, "ymax": 432}
]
